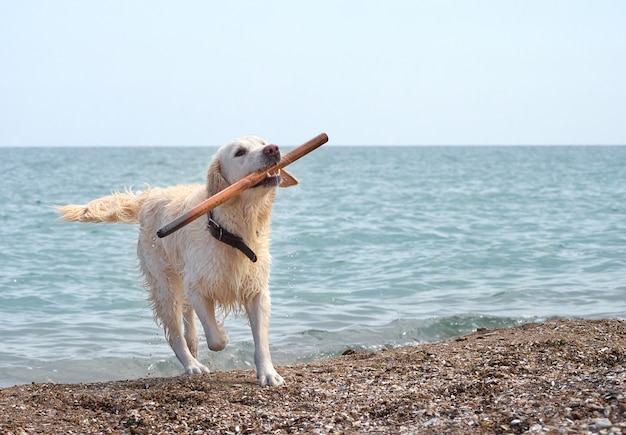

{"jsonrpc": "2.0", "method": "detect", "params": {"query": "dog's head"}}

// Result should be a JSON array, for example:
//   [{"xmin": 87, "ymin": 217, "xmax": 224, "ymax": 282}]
[{"xmin": 207, "ymin": 136, "xmax": 291, "ymax": 198}]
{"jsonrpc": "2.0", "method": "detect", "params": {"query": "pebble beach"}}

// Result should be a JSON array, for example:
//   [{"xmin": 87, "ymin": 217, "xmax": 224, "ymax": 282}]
[{"xmin": 1, "ymin": 318, "xmax": 624, "ymax": 434}]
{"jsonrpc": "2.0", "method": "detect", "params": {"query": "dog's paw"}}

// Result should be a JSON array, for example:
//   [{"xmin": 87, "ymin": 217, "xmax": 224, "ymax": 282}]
[
  {"xmin": 207, "ymin": 322, "xmax": 229, "ymax": 351},
  {"xmin": 207, "ymin": 333, "xmax": 228, "ymax": 351},
  {"xmin": 184, "ymin": 360, "xmax": 210, "ymax": 375},
  {"xmin": 257, "ymin": 370, "xmax": 285, "ymax": 387}
]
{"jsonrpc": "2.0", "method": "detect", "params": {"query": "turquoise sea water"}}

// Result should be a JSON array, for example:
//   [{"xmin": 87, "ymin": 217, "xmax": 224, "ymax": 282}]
[{"xmin": 1, "ymin": 145, "xmax": 625, "ymax": 387}]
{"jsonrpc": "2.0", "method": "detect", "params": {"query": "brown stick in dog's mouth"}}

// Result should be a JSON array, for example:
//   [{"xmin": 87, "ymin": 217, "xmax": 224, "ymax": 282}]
[
  {"xmin": 252, "ymin": 169, "xmax": 282, "ymax": 188},
  {"xmin": 156, "ymin": 133, "xmax": 328, "ymax": 238}
]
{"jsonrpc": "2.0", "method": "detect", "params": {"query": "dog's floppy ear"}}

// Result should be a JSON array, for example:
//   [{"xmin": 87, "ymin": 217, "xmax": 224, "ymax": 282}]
[{"xmin": 206, "ymin": 157, "xmax": 230, "ymax": 197}]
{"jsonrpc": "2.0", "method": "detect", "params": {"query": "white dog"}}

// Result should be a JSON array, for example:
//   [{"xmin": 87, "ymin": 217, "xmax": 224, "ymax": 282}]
[{"xmin": 57, "ymin": 136, "xmax": 294, "ymax": 386}]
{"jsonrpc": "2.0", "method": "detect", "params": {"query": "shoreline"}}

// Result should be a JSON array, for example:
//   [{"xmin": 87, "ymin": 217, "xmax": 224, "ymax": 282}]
[{"xmin": 1, "ymin": 318, "xmax": 624, "ymax": 434}]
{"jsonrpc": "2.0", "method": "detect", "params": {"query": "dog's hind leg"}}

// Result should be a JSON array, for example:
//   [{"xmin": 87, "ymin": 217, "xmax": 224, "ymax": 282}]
[
  {"xmin": 183, "ymin": 304, "xmax": 199, "ymax": 358},
  {"xmin": 144, "ymin": 269, "xmax": 209, "ymax": 374},
  {"xmin": 160, "ymin": 299, "xmax": 209, "ymax": 374},
  {"xmin": 167, "ymin": 322, "xmax": 209, "ymax": 374}
]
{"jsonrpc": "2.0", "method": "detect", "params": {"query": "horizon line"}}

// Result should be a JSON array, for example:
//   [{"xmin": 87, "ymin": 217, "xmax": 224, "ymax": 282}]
[{"xmin": 3, "ymin": 143, "xmax": 626, "ymax": 148}]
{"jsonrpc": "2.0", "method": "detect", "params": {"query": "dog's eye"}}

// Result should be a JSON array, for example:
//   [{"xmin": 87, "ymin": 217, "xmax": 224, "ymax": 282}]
[{"xmin": 234, "ymin": 148, "xmax": 247, "ymax": 158}]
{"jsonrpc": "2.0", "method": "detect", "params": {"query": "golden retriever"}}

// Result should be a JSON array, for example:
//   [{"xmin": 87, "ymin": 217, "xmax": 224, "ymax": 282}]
[{"xmin": 56, "ymin": 136, "xmax": 291, "ymax": 386}]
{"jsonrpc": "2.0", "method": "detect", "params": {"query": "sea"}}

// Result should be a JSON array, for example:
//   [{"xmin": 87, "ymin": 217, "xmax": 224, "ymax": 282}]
[{"xmin": 1, "ymin": 145, "xmax": 625, "ymax": 388}]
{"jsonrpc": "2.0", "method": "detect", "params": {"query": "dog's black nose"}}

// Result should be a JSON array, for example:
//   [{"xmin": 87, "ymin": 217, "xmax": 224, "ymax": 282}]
[{"xmin": 263, "ymin": 144, "xmax": 280, "ymax": 157}]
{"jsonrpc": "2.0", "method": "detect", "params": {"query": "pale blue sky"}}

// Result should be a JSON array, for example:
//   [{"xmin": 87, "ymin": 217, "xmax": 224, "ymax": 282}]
[{"xmin": 1, "ymin": 1, "xmax": 625, "ymax": 146}]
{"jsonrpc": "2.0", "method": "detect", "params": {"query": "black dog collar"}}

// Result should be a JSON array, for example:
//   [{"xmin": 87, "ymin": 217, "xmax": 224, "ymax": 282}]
[{"xmin": 207, "ymin": 211, "xmax": 257, "ymax": 262}]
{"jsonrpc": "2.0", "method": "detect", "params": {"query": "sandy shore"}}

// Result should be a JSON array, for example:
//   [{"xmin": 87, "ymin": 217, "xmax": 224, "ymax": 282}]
[{"xmin": 1, "ymin": 319, "xmax": 624, "ymax": 434}]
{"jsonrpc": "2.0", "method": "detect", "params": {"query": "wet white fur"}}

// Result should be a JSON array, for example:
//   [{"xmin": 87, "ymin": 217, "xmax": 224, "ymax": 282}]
[{"xmin": 57, "ymin": 136, "xmax": 284, "ymax": 386}]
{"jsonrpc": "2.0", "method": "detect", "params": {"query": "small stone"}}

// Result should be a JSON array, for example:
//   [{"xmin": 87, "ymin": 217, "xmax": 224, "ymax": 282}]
[
  {"xmin": 510, "ymin": 419, "xmax": 522, "ymax": 426},
  {"xmin": 423, "ymin": 417, "xmax": 437, "ymax": 427},
  {"xmin": 591, "ymin": 418, "xmax": 612, "ymax": 429}
]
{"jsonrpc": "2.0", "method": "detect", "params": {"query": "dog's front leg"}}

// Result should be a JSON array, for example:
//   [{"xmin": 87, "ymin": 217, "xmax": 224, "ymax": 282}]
[
  {"xmin": 245, "ymin": 292, "xmax": 284, "ymax": 386},
  {"xmin": 187, "ymin": 293, "xmax": 229, "ymax": 352}
]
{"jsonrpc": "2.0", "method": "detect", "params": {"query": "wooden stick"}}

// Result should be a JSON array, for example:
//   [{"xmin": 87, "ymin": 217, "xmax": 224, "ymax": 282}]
[{"xmin": 156, "ymin": 133, "xmax": 329, "ymax": 238}]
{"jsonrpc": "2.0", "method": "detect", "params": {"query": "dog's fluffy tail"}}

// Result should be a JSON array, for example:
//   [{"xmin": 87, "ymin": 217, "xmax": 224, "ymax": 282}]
[{"xmin": 55, "ymin": 188, "xmax": 148, "ymax": 224}]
